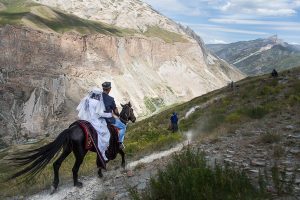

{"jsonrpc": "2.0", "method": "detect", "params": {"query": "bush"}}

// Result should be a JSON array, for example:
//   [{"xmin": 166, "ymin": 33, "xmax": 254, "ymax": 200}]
[
  {"xmin": 273, "ymin": 145, "xmax": 285, "ymax": 158},
  {"xmin": 259, "ymin": 132, "xmax": 282, "ymax": 144},
  {"xmin": 225, "ymin": 112, "xmax": 242, "ymax": 123},
  {"xmin": 202, "ymin": 114, "xmax": 225, "ymax": 132},
  {"xmin": 259, "ymin": 85, "xmax": 279, "ymax": 96},
  {"xmin": 288, "ymin": 95, "xmax": 300, "ymax": 106},
  {"xmin": 130, "ymin": 149, "xmax": 266, "ymax": 200},
  {"xmin": 240, "ymin": 105, "xmax": 269, "ymax": 119}
]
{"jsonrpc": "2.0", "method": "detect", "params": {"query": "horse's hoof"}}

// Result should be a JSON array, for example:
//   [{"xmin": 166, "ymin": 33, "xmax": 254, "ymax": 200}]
[
  {"xmin": 50, "ymin": 186, "xmax": 57, "ymax": 195},
  {"xmin": 98, "ymin": 172, "xmax": 103, "ymax": 178},
  {"xmin": 74, "ymin": 182, "xmax": 83, "ymax": 188},
  {"xmin": 121, "ymin": 163, "xmax": 126, "ymax": 169}
]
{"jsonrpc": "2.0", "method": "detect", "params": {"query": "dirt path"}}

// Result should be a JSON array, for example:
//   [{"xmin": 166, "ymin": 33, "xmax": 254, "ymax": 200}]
[{"xmin": 27, "ymin": 140, "xmax": 189, "ymax": 200}]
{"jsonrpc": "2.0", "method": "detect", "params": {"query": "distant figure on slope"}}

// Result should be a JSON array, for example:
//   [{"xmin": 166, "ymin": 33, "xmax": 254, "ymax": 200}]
[
  {"xmin": 271, "ymin": 69, "xmax": 278, "ymax": 77},
  {"xmin": 170, "ymin": 112, "xmax": 178, "ymax": 132}
]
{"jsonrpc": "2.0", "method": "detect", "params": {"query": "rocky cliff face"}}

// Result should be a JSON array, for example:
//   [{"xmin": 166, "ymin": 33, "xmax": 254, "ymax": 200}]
[{"xmin": 0, "ymin": 25, "xmax": 243, "ymax": 147}]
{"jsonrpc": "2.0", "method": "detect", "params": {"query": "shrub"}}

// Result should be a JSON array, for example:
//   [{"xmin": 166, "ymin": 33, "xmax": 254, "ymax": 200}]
[
  {"xmin": 240, "ymin": 105, "xmax": 269, "ymax": 119},
  {"xmin": 273, "ymin": 145, "xmax": 285, "ymax": 158},
  {"xmin": 288, "ymin": 94, "xmax": 300, "ymax": 106},
  {"xmin": 259, "ymin": 85, "xmax": 279, "ymax": 96},
  {"xmin": 202, "ymin": 114, "xmax": 225, "ymax": 132},
  {"xmin": 225, "ymin": 112, "xmax": 242, "ymax": 123},
  {"xmin": 130, "ymin": 149, "xmax": 266, "ymax": 200},
  {"xmin": 271, "ymin": 163, "xmax": 295, "ymax": 195},
  {"xmin": 259, "ymin": 132, "xmax": 282, "ymax": 144}
]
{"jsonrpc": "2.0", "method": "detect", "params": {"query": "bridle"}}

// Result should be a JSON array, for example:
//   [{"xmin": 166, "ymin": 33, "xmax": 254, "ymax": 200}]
[{"xmin": 119, "ymin": 104, "xmax": 131, "ymax": 124}]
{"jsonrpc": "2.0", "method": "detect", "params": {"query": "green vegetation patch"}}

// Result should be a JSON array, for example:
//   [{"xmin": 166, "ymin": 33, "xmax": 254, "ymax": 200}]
[
  {"xmin": 225, "ymin": 112, "xmax": 243, "ymax": 123},
  {"xmin": 259, "ymin": 131, "xmax": 282, "ymax": 144},
  {"xmin": 130, "ymin": 149, "xmax": 267, "ymax": 200},
  {"xmin": 144, "ymin": 96, "xmax": 165, "ymax": 113},
  {"xmin": 0, "ymin": 0, "xmax": 136, "ymax": 36},
  {"xmin": 144, "ymin": 26, "xmax": 187, "ymax": 43},
  {"xmin": 239, "ymin": 105, "xmax": 269, "ymax": 119}
]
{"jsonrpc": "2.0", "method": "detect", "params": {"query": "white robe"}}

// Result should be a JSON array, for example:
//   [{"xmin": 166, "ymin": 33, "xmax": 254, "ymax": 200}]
[{"xmin": 76, "ymin": 89, "xmax": 111, "ymax": 161}]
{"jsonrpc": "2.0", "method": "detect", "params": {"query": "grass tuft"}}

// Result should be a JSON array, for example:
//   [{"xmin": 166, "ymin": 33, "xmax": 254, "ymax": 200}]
[
  {"xmin": 239, "ymin": 105, "xmax": 269, "ymax": 119},
  {"xmin": 259, "ymin": 131, "xmax": 282, "ymax": 144}
]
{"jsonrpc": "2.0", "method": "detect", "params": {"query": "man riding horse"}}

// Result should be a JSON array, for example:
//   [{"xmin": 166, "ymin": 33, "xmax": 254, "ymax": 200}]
[
  {"xmin": 8, "ymin": 82, "xmax": 136, "ymax": 193},
  {"xmin": 101, "ymin": 82, "xmax": 127, "ymax": 150},
  {"xmin": 77, "ymin": 81, "xmax": 128, "ymax": 160}
]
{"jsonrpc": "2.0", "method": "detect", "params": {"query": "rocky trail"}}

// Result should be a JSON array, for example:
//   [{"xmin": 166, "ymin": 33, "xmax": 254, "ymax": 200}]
[
  {"xmin": 26, "ymin": 138, "xmax": 191, "ymax": 200},
  {"xmin": 27, "ymin": 120, "xmax": 300, "ymax": 199}
]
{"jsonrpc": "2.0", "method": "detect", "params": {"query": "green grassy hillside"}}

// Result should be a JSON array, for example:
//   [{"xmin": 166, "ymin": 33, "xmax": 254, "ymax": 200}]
[
  {"xmin": 0, "ymin": 67, "xmax": 299, "ymax": 197},
  {"xmin": 0, "ymin": 0, "xmax": 133, "ymax": 36}
]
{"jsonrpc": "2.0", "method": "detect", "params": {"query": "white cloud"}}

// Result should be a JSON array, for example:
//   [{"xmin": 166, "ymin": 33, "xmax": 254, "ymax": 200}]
[
  {"xmin": 209, "ymin": 18, "xmax": 300, "ymax": 26},
  {"xmin": 269, "ymin": 26, "xmax": 300, "ymax": 31},
  {"xmin": 209, "ymin": 39, "xmax": 228, "ymax": 44},
  {"xmin": 184, "ymin": 23, "xmax": 268, "ymax": 35},
  {"xmin": 144, "ymin": 0, "xmax": 300, "ymax": 18},
  {"xmin": 256, "ymin": 8, "xmax": 296, "ymax": 16},
  {"xmin": 143, "ymin": 0, "xmax": 202, "ymax": 16},
  {"xmin": 216, "ymin": 0, "xmax": 300, "ymax": 16},
  {"xmin": 220, "ymin": 2, "xmax": 231, "ymax": 11},
  {"xmin": 208, "ymin": 19, "xmax": 300, "ymax": 31}
]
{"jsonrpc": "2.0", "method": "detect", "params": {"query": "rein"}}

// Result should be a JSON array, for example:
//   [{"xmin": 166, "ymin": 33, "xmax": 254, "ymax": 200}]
[{"xmin": 119, "ymin": 105, "xmax": 130, "ymax": 124}]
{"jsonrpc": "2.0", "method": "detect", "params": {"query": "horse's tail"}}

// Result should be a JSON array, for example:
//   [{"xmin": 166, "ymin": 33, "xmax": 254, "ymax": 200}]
[{"xmin": 8, "ymin": 129, "xmax": 70, "ymax": 181}]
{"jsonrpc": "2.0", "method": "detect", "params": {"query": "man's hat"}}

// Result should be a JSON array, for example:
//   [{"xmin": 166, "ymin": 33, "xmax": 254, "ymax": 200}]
[{"xmin": 102, "ymin": 81, "xmax": 111, "ymax": 89}]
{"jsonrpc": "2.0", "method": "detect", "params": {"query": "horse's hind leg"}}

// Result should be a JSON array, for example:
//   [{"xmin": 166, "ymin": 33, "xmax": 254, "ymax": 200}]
[
  {"xmin": 119, "ymin": 149, "xmax": 125, "ymax": 169},
  {"xmin": 52, "ymin": 146, "xmax": 71, "ymax": 192},
  {"xmin": 72, "ymin": 146, "xmax": 87, "ymax": 188}
]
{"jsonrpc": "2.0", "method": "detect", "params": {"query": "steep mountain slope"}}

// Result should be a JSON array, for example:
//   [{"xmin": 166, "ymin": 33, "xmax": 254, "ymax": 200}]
[
  {"xmin": 207, "ymin": 36, "xmax": 300, "ymax": 76},
  {"xmin": 0, "ymin": 0, "xmax": 244, "ymax": 146},
  {"xmin": 32, "ymin": 0, "xmax": 184, "ymax": 34},
  {"xmin": 0, "ymin": 67, "xmax": 299, "ymax": 199}
]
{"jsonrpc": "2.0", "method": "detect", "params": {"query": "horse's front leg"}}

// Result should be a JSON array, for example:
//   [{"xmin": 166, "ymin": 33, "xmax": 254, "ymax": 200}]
[
  {"xmin": 119, "ymin": 149, "xmax": 125, "ymax": 169},
  {"xmin": 98, "ymin": 168, "xmax": 103, "ymax": 178}
]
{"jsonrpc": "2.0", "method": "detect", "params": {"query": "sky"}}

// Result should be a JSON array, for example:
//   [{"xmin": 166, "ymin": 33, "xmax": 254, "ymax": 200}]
[{"xmin": 143, "ymin": 0, "xmax": 300, "ymax": 44}]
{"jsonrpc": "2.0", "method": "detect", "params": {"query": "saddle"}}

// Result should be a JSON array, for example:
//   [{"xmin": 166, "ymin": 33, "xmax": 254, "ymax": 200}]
[
  {"xmin": 72, "ymin": 120, "xmax": 119, "ymax": 151},
  {"xmin": 69, "ymin": 120, "xmax": 120, "ymax": 169}
]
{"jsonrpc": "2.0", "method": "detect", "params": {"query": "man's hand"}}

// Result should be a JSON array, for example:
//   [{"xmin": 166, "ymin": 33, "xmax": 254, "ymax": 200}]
[
  {"xmin": 112, "ymin": 112, "xmax": 119, "ymax": 119},
  {"xmin": 113, "ymin": 108, "xmax": 120, "ymax": 117}
]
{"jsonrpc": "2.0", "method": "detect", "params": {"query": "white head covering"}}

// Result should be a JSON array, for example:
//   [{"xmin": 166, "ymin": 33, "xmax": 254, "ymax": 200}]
[
  {"xmin": 76, "ymin": 88, "xmax": 112, "ymax": 120},
  {"xmin": 76, "ymin": 88, "xmax": 112, "ymax": 161}
]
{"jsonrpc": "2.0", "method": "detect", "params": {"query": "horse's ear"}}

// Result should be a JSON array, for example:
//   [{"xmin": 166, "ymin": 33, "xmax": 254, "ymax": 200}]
[
  {"xmin": 121, "ymin": 103, "xmax": 124, "ymax": 107},
  {"xmin": 128, "ymin": 101, "xmax": 132, "ymax": 107}
]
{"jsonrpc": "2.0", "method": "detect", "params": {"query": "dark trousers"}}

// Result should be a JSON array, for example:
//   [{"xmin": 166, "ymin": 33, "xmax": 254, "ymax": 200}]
[{"xmin": 171, "ymin": 123, "xmax": 178, "ymax": 132}]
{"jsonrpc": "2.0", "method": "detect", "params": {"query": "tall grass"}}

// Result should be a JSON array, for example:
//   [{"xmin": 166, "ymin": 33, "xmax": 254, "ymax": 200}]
[{"xmin": 130, "ymin": 149, "xmax": 267, "ymax": 200}]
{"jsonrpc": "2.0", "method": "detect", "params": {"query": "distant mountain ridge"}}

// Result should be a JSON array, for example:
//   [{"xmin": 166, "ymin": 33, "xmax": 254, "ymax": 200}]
[{"xmin": 207, "ymin": 36, "xmax": 300, "ymax": 75}]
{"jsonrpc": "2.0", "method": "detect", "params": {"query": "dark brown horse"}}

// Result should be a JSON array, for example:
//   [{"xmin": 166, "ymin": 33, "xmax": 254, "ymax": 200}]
[{"xmin": 9, "ymin": 102, "xmax": 136, "ymax": 193}]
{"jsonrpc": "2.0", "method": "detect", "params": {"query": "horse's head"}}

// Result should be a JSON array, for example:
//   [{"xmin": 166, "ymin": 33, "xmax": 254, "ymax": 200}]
[{"xmin": 120, "ymin": 102, "xmax": 136, "ymax": 124}]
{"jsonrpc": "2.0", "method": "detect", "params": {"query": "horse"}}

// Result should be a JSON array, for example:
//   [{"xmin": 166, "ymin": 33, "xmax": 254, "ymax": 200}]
[{"xmin": 8, "ymin": 102, "xmax": 136, "ymax": 193}]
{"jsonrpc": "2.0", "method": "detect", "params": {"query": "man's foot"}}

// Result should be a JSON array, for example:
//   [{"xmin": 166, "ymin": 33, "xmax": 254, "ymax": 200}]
[{"xmin": 119, "ymin": 143, "xmax": 125, "ymax": 150}]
